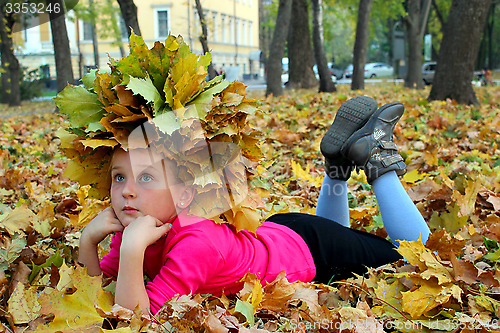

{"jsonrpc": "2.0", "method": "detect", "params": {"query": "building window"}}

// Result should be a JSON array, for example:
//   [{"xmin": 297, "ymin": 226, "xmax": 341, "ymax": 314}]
[
  {"xmin": 248, "ymin": 21, "xmax": 253, "ymax": 46},
  {"xmin": 242, "ymin": 20, "xmax": 246, "ymax": 45},
  {"xmin": 155, "ymin": 9, "xmax": 170, "ymax": 39},
  {"xmin": 212, "ymin": 12, "xmax": 217, "ymax": 42},
  {"xmin": 229, "ymin": 17, "xmax": 234, "ymax": 44},
  {"xmin": 221, "ymin": 14, "xmax": 226, "ymax": 43},
  {"xmin": 235, "ymin": 18, "xmax": 240, "ymax": 45},
  {"xmin": 82, "ymin": 21, "xmax": 93, "ymax": 41}
]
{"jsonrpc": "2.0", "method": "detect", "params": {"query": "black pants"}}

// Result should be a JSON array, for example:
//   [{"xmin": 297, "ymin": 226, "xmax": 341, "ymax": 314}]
[{"xmin": 265, "ymin": 213, "xmax": 403, "ymax": 283}]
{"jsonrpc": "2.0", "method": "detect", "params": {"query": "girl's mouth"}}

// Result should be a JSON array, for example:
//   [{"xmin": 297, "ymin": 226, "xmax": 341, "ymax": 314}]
[{"xmin": 123, "ymin": 206, "xmax": 139, "ymax": 214}]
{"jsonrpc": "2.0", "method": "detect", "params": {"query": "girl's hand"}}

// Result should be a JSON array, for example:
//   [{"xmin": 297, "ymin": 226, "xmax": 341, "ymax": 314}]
[
  {"xmin": 81, "ymin": 207, "xmax": 124, "ymax": 246},
  {"xmin": 121, "ymin": 216, "xmax": 172, "ymax": 252}
]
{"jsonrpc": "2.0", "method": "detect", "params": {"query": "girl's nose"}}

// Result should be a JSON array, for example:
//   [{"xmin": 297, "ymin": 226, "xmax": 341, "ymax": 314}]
[{"xmin": 122, "ymin": 180, "xmax": 137, "ymax": 198}]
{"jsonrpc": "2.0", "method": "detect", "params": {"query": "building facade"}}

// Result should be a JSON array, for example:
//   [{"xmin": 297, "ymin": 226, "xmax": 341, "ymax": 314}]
[{"xmin": 13, "ymin": 0, "xmax": 261, "ymax": 82}]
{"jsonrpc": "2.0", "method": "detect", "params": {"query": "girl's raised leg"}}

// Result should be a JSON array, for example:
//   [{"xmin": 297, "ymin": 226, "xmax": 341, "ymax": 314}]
[
  {"xmin": 317, "ymin": 96, "xmax": 378, "ymax": 226},
  {"xmin": 372, "ymin": 171, "xmax": 430, "ymax": 244}
]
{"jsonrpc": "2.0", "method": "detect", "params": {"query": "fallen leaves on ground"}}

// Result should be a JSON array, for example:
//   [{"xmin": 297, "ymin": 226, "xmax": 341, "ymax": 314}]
[{"xmin": 0, "ymin": 84, "xmax": 499, "ymax": 332}]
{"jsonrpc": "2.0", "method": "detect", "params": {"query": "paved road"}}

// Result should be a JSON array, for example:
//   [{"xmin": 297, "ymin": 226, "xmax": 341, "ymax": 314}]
[
  {"xmin": 242, "ymin": 77, "xmax": 499, "ymax": 91},
  {"xmin": 242, "ymin": 77, "xmax": 406, "ymax": 91}
]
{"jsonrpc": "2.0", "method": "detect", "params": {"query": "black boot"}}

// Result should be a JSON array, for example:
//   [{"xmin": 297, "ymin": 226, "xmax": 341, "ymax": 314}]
[
  {"xmin": 320, "ymin": 96, "xmax": 378, "ymax": 181},
  {"xmin": 341, "ymin": 102, "xmax": 407, "ymax": 184}
]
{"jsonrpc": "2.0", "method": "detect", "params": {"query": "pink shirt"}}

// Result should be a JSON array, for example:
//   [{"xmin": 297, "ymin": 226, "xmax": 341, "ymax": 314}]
[{"xmin": 100, "ymin": 213, "xmax": 316, "ymax": 313}]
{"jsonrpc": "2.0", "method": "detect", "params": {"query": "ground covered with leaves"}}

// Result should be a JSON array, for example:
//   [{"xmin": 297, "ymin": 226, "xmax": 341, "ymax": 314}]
[{"xmin": 0, "ymin": 84, "xmax": 499, "ymax": 332}]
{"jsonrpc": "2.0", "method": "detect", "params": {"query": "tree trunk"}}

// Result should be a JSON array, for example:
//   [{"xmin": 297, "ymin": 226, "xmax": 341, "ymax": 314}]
[
  {"xmin": 404, "ymin": 0, "xmax": 431, "ymax": 89},
  {"xmin": 311, "ymin": 0, "xmax": 335, "ymax": 92},
  {"xmin": 117, "ymin": 0, "xmax": 141, "ymax": 37},
  {"xmin": 428, "ymin": 0, "xmax": 491, "ymax": 106},
  {"xmin": 48, "ymin": 0, "xmax": 75, "ymax": 92},
  {"xmin": 194, "ymin": 0, "xmax": 217, "ymax": 80},
  {"xmin": 287, "ymin": 0, "xmax": 317, "ymax": 89},
  {"xmin": 0, "ymin": 9, "xmax": 20, "ymax": 106},
  {"xmin": 265, "ymin": 0, "xmax": 292, "ymax": 97},
  {"xmin": 351, "ymin": 0, "xmax": 372, "ymax": 91},
  {"xmin": 259, "ymin": 0, "xmax": 272, "ymax": 75}
]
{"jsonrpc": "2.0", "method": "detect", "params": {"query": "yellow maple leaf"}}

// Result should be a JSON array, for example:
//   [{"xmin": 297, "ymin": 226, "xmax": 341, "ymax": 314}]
[
  {"xmin": 80, "ymin": 139, "xmax": 119, "ymax": 150},
  {"xmin": 401, "ymin": 281, "xmax": 450, "ymax": 319},
  {"xmin": 397, "ymin": 239, "xmax": 453, "ymax": 285},
  {"xmin": 428, "ymin": 204, "xmax": 469, "ymax": 232},
  {"xmin": 239, "ymin": 273, "xmax": 264, "ymax": 312},
  {"xmin": 403, "ymin": 169, "xmax": 429, "ymax": 184},
  {"xmin": 0, "ymin": 205, "xmax": 35, "ymax": 235},
  {"xmin": 374, "ymin": 279, "xmax": 404, "ymax": 311},
  {"xmin": 36, "ymin": 265, "xmax": 113, "ymax": 333},
  {"xmin": 395, "ymin": 238, "xmax": 428, "ymax": 270},
  {"xmin": 290, "ymin": 160, "xmax": 322, "ymax": 187},
  {"xmin": 451, "ymin": 178, "xmax": 482, "ymax": 217},
  {"xmin": 7, "ymin": 282, "xmax": 41, "ymax": 324}
]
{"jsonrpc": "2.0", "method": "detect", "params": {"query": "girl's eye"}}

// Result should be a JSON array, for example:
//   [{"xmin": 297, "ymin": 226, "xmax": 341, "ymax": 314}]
[
  {"xmin": 114, "ymin": 174, "xmax": 125, "ymax": 182},
  {"xmin": 139, "ymin": 174, "xmax": 153, "ymax": 182}
]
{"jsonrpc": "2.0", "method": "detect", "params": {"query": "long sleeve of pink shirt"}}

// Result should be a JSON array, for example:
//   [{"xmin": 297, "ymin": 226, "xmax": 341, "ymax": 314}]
[{"xmin": 100, "ymin": 215, "xmax": 315, "ymax": 314}]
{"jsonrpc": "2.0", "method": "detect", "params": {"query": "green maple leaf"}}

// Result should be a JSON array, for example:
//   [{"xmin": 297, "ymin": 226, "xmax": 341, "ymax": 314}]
[
  {"xmin": 0, "ymin": 235, "xmax": 26, "ymax": 271},
  {"xmin": 147, "ymin": 41, "xmax": 173, "ymax": 96},
  {"xmin": 54, "ymin": 85, "xmax": 105, "ymax": 129},
  {"xmin": 151, "ymin": 111, "xmax": 181, "ymax": 135},
  {"xmin": 111, "ymin": 33, "xmax": 149, "ymax": 79},
  {"xmin": 125, "ymin": 75, "xmax": 164, "ymax": 114},
  {"xmin": 82, "ymin": 70, "xmax": 97, "ymax": 90}
]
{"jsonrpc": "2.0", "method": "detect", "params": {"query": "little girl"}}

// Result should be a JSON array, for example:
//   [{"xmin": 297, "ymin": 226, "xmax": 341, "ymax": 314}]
[{"xmin": 78, "ymin": 96, "xmax": 430, "ymax": 316}]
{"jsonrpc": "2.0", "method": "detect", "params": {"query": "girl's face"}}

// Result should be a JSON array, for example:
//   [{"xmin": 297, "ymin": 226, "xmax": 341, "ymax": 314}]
[{"xmin": 110, "ymin": 148, "xmax": 193, "ymax": 227}]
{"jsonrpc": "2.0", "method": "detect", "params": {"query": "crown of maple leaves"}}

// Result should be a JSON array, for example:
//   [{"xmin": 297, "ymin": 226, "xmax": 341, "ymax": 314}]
[{"xmin": 55, "ymin": 33, "xmax": 264, "ymax": 233}]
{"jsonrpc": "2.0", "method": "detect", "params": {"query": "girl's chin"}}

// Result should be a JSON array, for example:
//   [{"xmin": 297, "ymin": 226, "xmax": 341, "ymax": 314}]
[{"xmin": 118, "ymin": 215, "xmax": 138, "ymax": 227}]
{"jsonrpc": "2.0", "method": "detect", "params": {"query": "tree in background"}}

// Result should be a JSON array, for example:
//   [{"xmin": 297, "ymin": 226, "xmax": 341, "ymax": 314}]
[
  {"xmin": 88, "ymin": 0, "xmax": 99, "ymax": 67},
  {"xmin": 478, "ymin": 1, "xmax": 498, "ymax": 70},
  {"xmin": 75, "ymin": 0, "xmax": 126, "ymax": 69},
  {"xmin": 404, "ymin": 0, "xmax": 431, "ymax": 89},
  {"xmin": 116, "ymin": 0, "xmax": 140, "ymax": 37},
  {"xmin": 47, "ymin": 0, "xmax": 75, "ymax": 92},
  {"xmin": 311, "ymin": 0, "xmax": 336, "ymax": 92},
  {"xmin": 104, "ymin": 0, "xmax": 125, "ymax": 58},
  {"xmin": 0, "ymin": 3, "xmax": 20, "ymax": 106},
  {"xmin": 322, "ymin": 4, "xmax": 355, "ymax": 69},
  {"xmin": 426, "ymin": 0, "xmax": 450, "ymax": 60},
  {"xmin": 266, "ymin": 0, "xmax": 292, "ymax": 97},
  {"xmin": 259, "ymin": 0, "xmax": 274, "ymax": 73},
  {"xmin": 194, "ymin": 0, "xmax": 217, "ymax": 80},
  {"xmin": 287, "ymin": 0, "xmax": 317, "ymax": 90},
  {"xmin": 351, "ymin": 0, "xmax": 373, "ymax": 90},
  {"xmin": 429, "ymin": 0, "xmax": 492, "ymax": 105}
]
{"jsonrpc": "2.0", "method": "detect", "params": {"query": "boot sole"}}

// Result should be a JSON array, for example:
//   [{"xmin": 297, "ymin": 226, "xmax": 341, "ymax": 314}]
[
  {"xmin": 341, "ymin": 102, "xmax": 404, "ymax": 158},
  {"xmin": 320, "ymin": 96, "xmax": 378, "ymax": 159}
]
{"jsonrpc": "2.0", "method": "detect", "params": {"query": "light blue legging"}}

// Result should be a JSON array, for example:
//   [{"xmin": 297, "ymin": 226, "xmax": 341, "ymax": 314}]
[{"xmin": 316, "ymin": 171, "xmax": 430, "ymax": 244}]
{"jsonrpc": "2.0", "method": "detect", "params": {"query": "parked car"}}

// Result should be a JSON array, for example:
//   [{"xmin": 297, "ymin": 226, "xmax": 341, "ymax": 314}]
[
  {"xmin": 364, "ymin": 63, "xmax": 393, "ymax": 78},
  {"xmin": 312, "ymin": 63, "xmax": 344, "ymax": 80},
  {"xmin": 422, "ymin": 61, "xmax": 436, "ymax": 85},
  {"xmin": 344, "ymin": 64, "xmax": 353, "ymax": 78},
  {"xmin": 331, "ymin": 66, "xmax": 344, "ymax": 80},
  {"xmin": 281, "ymin": 57, "xmax": 289, "ymax": 84}
]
